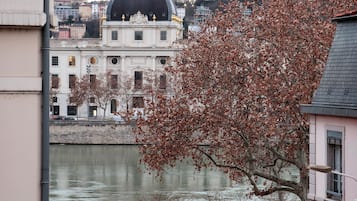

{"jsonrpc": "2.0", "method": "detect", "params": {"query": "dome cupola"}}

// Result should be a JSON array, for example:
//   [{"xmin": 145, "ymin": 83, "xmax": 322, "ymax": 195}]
[{"xmin": 106, "ymin": 0, "xmax": 177, "ymax": 21}]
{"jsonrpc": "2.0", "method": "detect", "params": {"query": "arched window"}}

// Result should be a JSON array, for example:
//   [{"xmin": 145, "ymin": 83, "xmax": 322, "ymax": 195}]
[
  {"xmin": 111, "ymin": 99, "xmax": 117, "ymax": 113},
  {"xmin": 90, "ymin": 57, "xmax": 97, "ymax": 64}
]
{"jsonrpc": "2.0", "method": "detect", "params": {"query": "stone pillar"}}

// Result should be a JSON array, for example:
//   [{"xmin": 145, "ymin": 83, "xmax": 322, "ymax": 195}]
[{"xmin": 0, "ymin": 1, "xmax": 46, "ymax": 200}]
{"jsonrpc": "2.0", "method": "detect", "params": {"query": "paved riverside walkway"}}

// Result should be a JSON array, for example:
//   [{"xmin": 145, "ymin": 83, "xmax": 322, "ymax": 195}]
[{"xmin": 50, "ymin": 120, "xmax": 137, "ymax": 144}]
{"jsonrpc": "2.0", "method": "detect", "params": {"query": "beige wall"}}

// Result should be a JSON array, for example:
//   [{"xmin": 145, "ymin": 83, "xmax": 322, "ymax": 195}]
[
  {"xmin": 0, "ymin": 0, "xmax": 44, "ymax": 200},
  {"xmin": 0, "ymin": 0, "xmax": 43, "ymax": 12},
  {"xmin": 0, "ymin": 94, "xmax": 41, "ymax": 201},
  {"xmin": 79, "ymin": 5, "xmax": 92, "ymax": 21},
  {"xmin": 0, "ymin": 29, "xmax": 42, "ymax": 76}
]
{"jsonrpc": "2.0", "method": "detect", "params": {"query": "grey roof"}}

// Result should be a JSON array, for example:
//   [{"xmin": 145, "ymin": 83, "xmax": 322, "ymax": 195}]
[{"xmin": 302, "ymin": 15, "xmax": 357, "ymax": 117}]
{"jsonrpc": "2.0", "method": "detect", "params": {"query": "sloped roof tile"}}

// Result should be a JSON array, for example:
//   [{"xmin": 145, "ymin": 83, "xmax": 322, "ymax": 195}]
[{"xmin": 302, "ymin": 15, "xmax": 357, "ymax": 117}]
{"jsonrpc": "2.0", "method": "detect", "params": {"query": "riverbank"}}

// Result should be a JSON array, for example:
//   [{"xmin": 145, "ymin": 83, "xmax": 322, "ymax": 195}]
[{"xmin": 50, "ymin": 120, "xmax": 136, "ymax": 144}]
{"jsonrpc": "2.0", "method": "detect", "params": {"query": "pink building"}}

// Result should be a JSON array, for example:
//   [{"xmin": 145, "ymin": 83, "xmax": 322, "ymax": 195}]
[
  {"xmin": 0, "ymin": 0, "xmax": 50, "ymax": 201},
  {"xmin": 302, "ymin": 11, "xmax": 357, "ymax": 201},
  {"xmin": 58, "ymin": 26, "xmax": 71, "ymax": 38}
]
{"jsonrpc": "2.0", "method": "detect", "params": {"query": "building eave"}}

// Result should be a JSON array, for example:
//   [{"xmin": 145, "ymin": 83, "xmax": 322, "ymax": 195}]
[
  {"xmin": 0, "ymin": 11, "xmax": 46, "ymax": 27},
  {"xmin": 301, "ymin": 104, "xmax": 357, "ymax": 118}
]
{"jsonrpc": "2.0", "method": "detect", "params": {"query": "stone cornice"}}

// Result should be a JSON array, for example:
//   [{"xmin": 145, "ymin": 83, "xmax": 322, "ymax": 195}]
[
  {"xmin": 0, "ymin": 11, "xmax": 46, "ymax": 27},
  {"xmin": 0, "ymin": 77, "xmax": 42, "ymax": 92}
]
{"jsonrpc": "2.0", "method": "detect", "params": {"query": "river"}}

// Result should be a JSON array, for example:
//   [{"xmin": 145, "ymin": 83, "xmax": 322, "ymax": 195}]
[{"xmin": 50, "ymin": 145, "xmax": 297, "ymax": 201}]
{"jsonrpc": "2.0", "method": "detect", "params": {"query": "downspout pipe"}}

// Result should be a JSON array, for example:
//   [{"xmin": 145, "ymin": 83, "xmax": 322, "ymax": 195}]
[{"xmin": 41, "ymin": 0, "xmax": 50, "ymax": 200}]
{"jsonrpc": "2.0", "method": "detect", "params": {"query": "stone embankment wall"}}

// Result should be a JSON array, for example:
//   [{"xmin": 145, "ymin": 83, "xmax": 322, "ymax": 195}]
[{"xmin": 50, "ymin": 121, "xmax": 137, "ymax": 144}]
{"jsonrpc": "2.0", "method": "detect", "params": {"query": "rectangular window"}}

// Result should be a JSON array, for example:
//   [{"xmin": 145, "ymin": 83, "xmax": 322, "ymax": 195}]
[
  {"xmin": 90, "ymin": 74, "xmax": 96, "ymax": 89},
  {"xmin": 159, "ymin": 74, "xmax": 166, "ymax": 89},
  {"xmin": 69, "ymin": 56, "xmax": 76, "ymax": 66},
  {"xmin": 67, "ymin": 106, "xmax": 77, "ymax": 116},
  {"xmin": 89, "ymin": 106, "xmax": 97, "ymax": 117},
  {"xmin": 133, "ymin": 97, "xmax": 144, "ymax": 108},
  {"xmin": 160, "ymin": 30, "xmax": 167, "ymax": 40},
  {"xmin": 134, "ymin": 71, "xmax": 143, "ymax": 89},
  {"xmin": 111, "ymin": 99, "xmax": 117, "ymax": 113},
  {"xmin": 89, "ymin": 97, "xmax": 96, "ymax": 103},
  {"xmin": 53, "ymin": 105, "xmax": 60, "ymax": 115},
  {"xmin": 52, "ymin": 56, "xmax": 59, "ymax": 66},
  {"xmin": 52, "ymin": 96, "xmax": 58, "ymax": 103},
  {"xmin": 326, "ymin": 130, "xmax": 343, "ymax": 200},
  {"xmin": 68, "ymin": 74, "xmax": 76, "ymax": 89},
  {"xmin": 69, "ymin": 97, "xmax": 76, "ymax": 103},
  {"xmin": 135, "ymin": 31, "xmax": 143, "ymax": 40},
  {"xmin": 111, "ymin": 74, "xmax": 118, "ymax": 89},
  {"xmin": 51, "ymin": 74, "xmax": 59, "ymax": 89},
  {"xmin": 111, "ymin": 30, "xmax": 118, "ymax": 40}
]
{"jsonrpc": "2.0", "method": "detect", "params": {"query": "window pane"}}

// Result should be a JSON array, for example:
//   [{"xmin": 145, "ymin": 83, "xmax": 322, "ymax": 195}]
[
  {"xmin": 90, "ymin": 74, "xmax": 96, "ymax": 89},
  {"xmin": 159, "ymin": 74, "xmax": 166, "ymax": 89},
  {"xmin": 90, "ymin": 57, "xmax": 97, "ymax": 64},
  {"xmin": 111, "ymin": 99, "xmax": 117, "ymax": 113},
  {"xmin": 53, "ymin": 106, "xmax": 60, "ymax": 115},
  {"xmin": 52, "ymin": 56, "xmax": 59, "ymax": 66},
  {"xmin": 111, "ymin": 57, "xmax": 119, "ymax": 65},
  {"xmin": 51, "ymin": 74, "xmax": 59, "ymax": 89},
  {"xmin": 67, "ymin": 106, "xmax": 77, "ymax": 116},
  {"xmin": 89, "ymin": 106, "xmax": 97, "ymax": 117},
  {"xmin": 160, "ymin": 58, "xmax": 166, "ymax": 65},
  {"xmin": 326, "ymin": 130, "xmax": 343, "ymax": 200},
  {"xmin": 69, "ymin": 97, "xmax": 76, "ymax": 103},
  {"xmin": 134, "ymin": 71, "xmax": 143, "ymax": 89},
  {"xmin": 90, "ymin": 97, "xmax": 96, "ymax": 103},
  {"xmin": 133, "ymin": 97, "xmax": 144, "ymax": 108},
  {"xmin": 111, "ymin": 31, "xmax": 118, "ymax": 40},
  {"xmin": 69, "ymin": 56, "xmax": 76, "ymax": 66},
  {"xmin": 69, "ymin": 74, "xmax": 76, "ymax": 89},
  {"xmin": 111, "ymin": 75, "xmax": 118, "ymax": 89},
  {"xmin": 160, "ymin": 31, "xmax": 167, "ymax": 40},
  {"xmin": 135, "ymin": 31, "xmax": 143, "ymax": 40}
]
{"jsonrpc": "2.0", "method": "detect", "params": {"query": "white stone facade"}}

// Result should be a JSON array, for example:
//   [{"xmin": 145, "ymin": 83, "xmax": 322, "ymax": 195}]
[{"xmin": 50, "ymin": 11, "xmax": 183, "ymax": 119}]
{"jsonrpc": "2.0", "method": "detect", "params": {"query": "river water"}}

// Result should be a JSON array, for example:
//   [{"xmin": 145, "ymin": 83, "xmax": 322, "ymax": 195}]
[{"xmin": 50, "ymin": 145, "xmax": 296, "ymax": 201}]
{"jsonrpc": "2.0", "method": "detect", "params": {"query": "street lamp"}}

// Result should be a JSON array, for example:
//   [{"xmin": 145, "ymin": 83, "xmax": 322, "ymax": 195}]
[{"xmin": 308, "ymin": 165, "xmax": 357, "ymax": 182}]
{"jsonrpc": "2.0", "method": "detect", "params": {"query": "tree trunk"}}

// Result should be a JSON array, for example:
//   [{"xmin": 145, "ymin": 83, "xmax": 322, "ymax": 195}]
[
  {"xmin": 299, "ymin": 170, "xmax": 309, "ymax": 201},
  {"xmin": 278, "ymin": 191, "xmax": 285, "ymax": 201},
  {"xmin": 298, "ymin": 145, "xmax": 309, "ymax": 201},
  {"xmin": 102, "ymin": 104, "xmax": 107, "ymax": 120}
]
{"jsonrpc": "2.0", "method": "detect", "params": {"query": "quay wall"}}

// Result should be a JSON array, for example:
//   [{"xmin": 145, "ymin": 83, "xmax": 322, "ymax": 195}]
[{"xmin": 50, "ymin": 121, "xmax": 136, "ymax": 144}]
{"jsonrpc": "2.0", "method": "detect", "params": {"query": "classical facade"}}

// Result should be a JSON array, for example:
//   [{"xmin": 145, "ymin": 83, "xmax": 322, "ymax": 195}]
[
  {"xmin": 50, "ymin": 0, "xmax": 183, "ymax": 119},
  {"xmin": 302, "ymin": 11, "xmax": 357, "ymax": 201}
]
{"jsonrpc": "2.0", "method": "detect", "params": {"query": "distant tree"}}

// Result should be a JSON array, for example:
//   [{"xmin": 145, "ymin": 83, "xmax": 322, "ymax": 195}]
[
  {"xmin": 90, "ymin": 72, "xmax": 120, "ymax": 119},
  {"xmin": 67, "ymin": 15, "xmax": 74, "ymax": 25},
  {"xmin": 118, "ymin": 70, "xmax": 163, "ymax": 119},
  {"xmin": 70, "ymin": 72, "xmax": 119, "ymax": 119},
  {"xmin": 137, "ymin": 1, "xmax": 357, "ymax": 201}
]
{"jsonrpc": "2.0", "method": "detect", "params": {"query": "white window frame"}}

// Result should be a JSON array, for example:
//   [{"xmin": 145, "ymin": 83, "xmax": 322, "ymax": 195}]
[{"xmin": 325, "ymin": 125, "xmax": 345, "ymax": 201}]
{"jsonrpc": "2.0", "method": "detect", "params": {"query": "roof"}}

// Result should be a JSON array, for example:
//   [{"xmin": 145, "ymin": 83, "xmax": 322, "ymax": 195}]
[
  {"xmin": 333, "ymin": 9, "xmax": 357, "ymax": 21},
  {"xmin": 106, "ymin": 0, "xmax": 177, "ymax": 21},
  {"xmin": 302, "ymin": 14, "xmax": 357, "ymax": 117}
]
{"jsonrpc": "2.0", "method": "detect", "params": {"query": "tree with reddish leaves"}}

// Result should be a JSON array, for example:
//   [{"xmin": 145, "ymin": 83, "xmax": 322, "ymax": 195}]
[
  {"xmin": 136, "ymin": 1, "xmax": 357, "ymax": 200},
  {"xmin": 70, "ymin": 72, "xmax": 119, "ymax": 119}
]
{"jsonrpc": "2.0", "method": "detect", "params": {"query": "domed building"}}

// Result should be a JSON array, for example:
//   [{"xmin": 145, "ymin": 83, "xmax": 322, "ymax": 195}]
[
  {"xmin": 107, "ymin": 0, "xmax": 177, "ymax": 21},
  {"xmin": 50, "ymin": 0, "xmax": 183, "ymax": 119}
]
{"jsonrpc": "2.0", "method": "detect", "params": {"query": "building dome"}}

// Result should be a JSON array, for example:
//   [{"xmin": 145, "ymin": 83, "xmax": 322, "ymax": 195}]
[{"xmin": 106, "ymin": 0, "xmax": 177, "ymax": 21}]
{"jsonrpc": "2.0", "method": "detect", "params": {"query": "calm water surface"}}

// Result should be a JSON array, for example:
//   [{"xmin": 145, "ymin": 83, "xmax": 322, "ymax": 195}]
[{"xmin": 50, "ymin": 145, "xmax": 245, "ymax": 201}]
